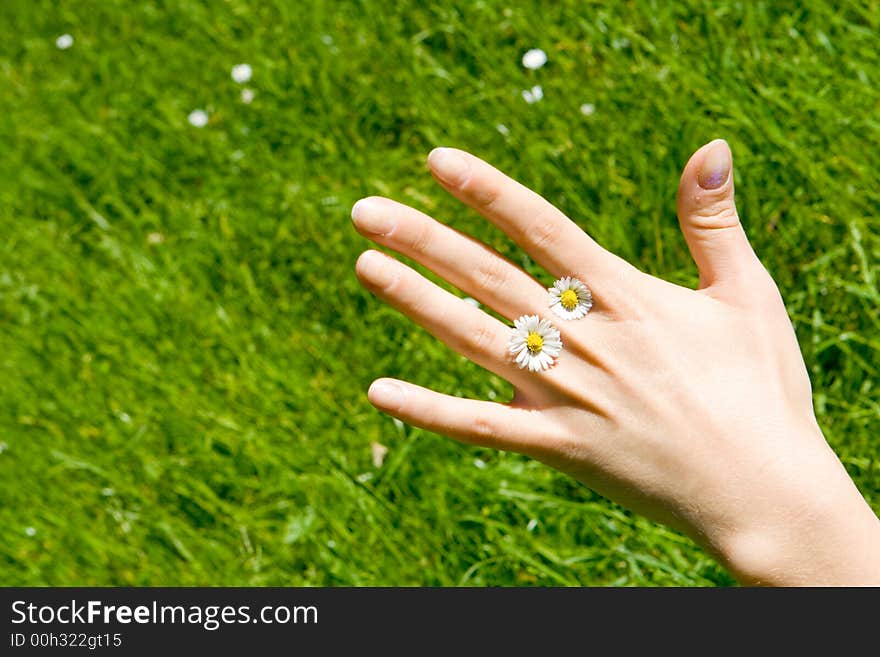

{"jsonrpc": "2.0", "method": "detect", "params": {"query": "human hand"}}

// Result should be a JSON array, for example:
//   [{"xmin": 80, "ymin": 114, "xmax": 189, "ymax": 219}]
[{"xmin": 351, "ymin": 141, "xmax": 880, "ymax": 585}]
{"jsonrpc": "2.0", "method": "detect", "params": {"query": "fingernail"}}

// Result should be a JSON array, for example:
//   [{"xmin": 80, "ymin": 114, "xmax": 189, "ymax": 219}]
[
  {"xmin": 356, "ymin": 250, "xmax": 398, "ymax": 288},
  {"xmin": 368, "ymin": 379, "xmax": 405, "ymax": 409},
  {"xmin": 428, "ymin": 147, "xmax": 469, "ymax": 186},
  {"xmin": 352, "ymin": 198, "xmax": 395, "ymax": 235},
  {"xmin": 697, "ymin": 140, "xmax": 732, "ymax": 190}
]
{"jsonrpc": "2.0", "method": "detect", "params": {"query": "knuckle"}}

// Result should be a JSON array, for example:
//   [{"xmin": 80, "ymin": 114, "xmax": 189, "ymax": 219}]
[
  {"xmin": 688, "ymin": 201, "xmax": 740, "ymax": 230},
  {"xmin": 474, "ymin": 256, "xmax": 510, "ymax": 294},
  {"xmin": 408, "ymin": 219, "xmax": 433, "ymax": 256},
  {"xmin": 381, "ymin": 269, "xmax": 406, "ymax": 298},
  {"xmin": 471, "ymin": 416, "xmax": 500, "ymax": 443},
  {"xmin": 527, "ymin": 207, "xmax": 563, "ymax": 251},
  {"xmin": 462, "ymin": 176, "xmax": 502, "ymax": 210},
  {"xmin": 467, "ymin": 321, "xmax": 497, "ymax": 353}
]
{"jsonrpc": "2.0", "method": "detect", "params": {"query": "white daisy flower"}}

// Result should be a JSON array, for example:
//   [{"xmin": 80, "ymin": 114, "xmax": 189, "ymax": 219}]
[
  {"xmin": 522, "ymin": 85, "xmax": 543, "ymax": 104},
  {"xmin": 522, "ymin": 48, "xmax": 547, "ymax": 70},
  {"xmin": 56, "ymin": 34, "xmax": 74, "ymax": 50},
  {"xmin": 508, "ymin": 315, "xmax": 562, "ymax": 372},
  {"xmin": 231, "ymin": 63, "xmax": 253, "ymax": 83},
  {"xmin": 240, "ymin": 88, "xmax": 255, "ymax": 104},
  {"xmin": 549, "ymin": 276, "xmax": 593, "ymax": 320},
  {"xmin": 579, "ymin": 103, "xmax": 596, "ymax": 116},
  {"xmin": 188, "ymin": 109, "xmax": 208, "ymax": 127}
]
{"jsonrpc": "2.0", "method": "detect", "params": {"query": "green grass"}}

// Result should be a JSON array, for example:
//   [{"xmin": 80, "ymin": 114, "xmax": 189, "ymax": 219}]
[{"xmin": 0, "ymin": 0, "xmax": 878, "ymax": 586}]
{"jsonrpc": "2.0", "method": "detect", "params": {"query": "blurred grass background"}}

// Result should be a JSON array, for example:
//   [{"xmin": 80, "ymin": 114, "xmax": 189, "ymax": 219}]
[{"xmin": 0, "ymin": 0, "xmax": 878, "ymax": 585}]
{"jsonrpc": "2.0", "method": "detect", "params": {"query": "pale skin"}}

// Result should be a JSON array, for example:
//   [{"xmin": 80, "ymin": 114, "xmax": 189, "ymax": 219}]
[{"xmin": 351, "ymin": 140, "xmax": 880, "ymax": 585}]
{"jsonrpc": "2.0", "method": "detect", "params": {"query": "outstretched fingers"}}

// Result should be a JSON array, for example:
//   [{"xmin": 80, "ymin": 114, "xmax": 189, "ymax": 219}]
[
  {"xmin": 351, "ymin": 196, "xmax": 548, "ymax": 319},
  {"xmin": 427, "ymin": 147, "xmax": 637, "ymax": 296}
]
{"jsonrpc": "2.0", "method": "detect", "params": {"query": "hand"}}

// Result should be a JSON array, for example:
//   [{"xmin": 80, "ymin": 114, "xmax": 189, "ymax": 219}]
[{"xmin": 351, "ymin": 141, "xmax": 880, "ymax": 585}]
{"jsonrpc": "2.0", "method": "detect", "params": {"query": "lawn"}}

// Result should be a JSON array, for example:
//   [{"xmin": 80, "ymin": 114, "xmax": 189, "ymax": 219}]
[{"xmin": 0, "ymin": 0, "xmax": 878, "ymax": 586}]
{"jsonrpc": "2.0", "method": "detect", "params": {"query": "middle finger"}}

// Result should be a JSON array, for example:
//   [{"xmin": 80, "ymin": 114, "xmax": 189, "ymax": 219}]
[{"xmin": 352, "ymin": 196, "xmax": 548, "ymax": 320}]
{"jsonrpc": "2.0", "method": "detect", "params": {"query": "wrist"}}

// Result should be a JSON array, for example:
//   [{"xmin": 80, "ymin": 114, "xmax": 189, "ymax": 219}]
[{"xmin": 714, "ymin": 446, "xmax": 880, "ymax": 586}]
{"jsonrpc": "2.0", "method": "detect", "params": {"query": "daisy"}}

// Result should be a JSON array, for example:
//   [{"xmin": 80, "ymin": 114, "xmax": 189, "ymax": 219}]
[
  {"xmin": 231, "ymin": 63, "xmax": 253, "ymax": 83},
  {"xmin": 55, "ymin": 34, "xmax": 74, "ymax": 50},
  {"xmin": 508, "ymin": 315, "xmax": 562, "ymax": 372},
  {"xmin": 522, "ymin": 48, "xmax": 548, "ymax": 70},
  {"xmin": 549, "ymin": 276, "xmax": 593, "ymax": 320},
  {"xmin": 240, "ymin": 88, "xmax": 255, "ymax": 104},
  {"xmin": 188, "ymin": 109, "xmax": 208, "ymax": 128},
  {"xmin": 522, "ymin": 85, "xmax": 543, "ymax": 104}
]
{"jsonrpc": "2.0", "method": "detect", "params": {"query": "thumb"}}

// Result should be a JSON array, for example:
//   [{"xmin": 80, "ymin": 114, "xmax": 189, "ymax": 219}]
[{"xmin": 676, "ymin": 139, "xmax": 762, "ymax": 291}]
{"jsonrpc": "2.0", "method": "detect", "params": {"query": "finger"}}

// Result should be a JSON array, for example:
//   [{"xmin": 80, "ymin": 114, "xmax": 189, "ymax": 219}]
[
  {"xmin": 426, "ymin": 147, "xmax": 633, "ymax": 292},
  {"xmin": 356, "ymin": 250, "xmax": 519, "ymax": 381},
  {"xmin": 676, "ymin": 139, "xmax": 765, "ymax": 291},
  {"xmin": 351, "ymin": 196, "xmax": 548, "ymax": 319},
  {"xmin": 367, "ymin": 377, "xmax": 551, "ymax": 453}
]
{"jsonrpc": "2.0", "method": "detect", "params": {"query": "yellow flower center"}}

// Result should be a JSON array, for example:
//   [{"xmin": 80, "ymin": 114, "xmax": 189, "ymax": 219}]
[
  {"xmin": 560, "ymin": 289, "xmax": 579, "ymax": 311},
  {"xmin": 526, "ymin": 332, "xmax": 544, "ymax": 353}
]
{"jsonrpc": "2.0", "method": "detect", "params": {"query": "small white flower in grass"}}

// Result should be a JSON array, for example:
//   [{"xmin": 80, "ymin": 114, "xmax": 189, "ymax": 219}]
[
  {"xmin": 25, "ymin": 526, "xmax": 36, "ymax": 537},
  {"xmin": 508, "ymin": 315, "xmax": 562, "ymax": 372},
  {"xmin": 580, "ymin": 103, "xmax": 595, "ymax": 116},
  {"xmin": 231, "ymin": 63, "xmax": 252, "ymax": 84},
  {"xmin": 56, "ymin": 34, "xmax": 74, "ymax": 50},
  {"xmin": 522, "ymin": 48, "xmax": 547, "ymax": 70},
  {"xmin": 188, "ymin": 109, "xmax": 208, "ymax": 127},
  {"xmin": 522, "ymin": 85, "xmax": 543, "ymax": 104},
  {"xmin": 549, "ymin": 276, "xmax": 593, "ymax": 320},
  {"xmin": 474, "ymin": 458, "xmax": 487, "ymax": 470},
  {"xmin": 240, "ymin": 88, "xmax": 255, "ymax": 104}
]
